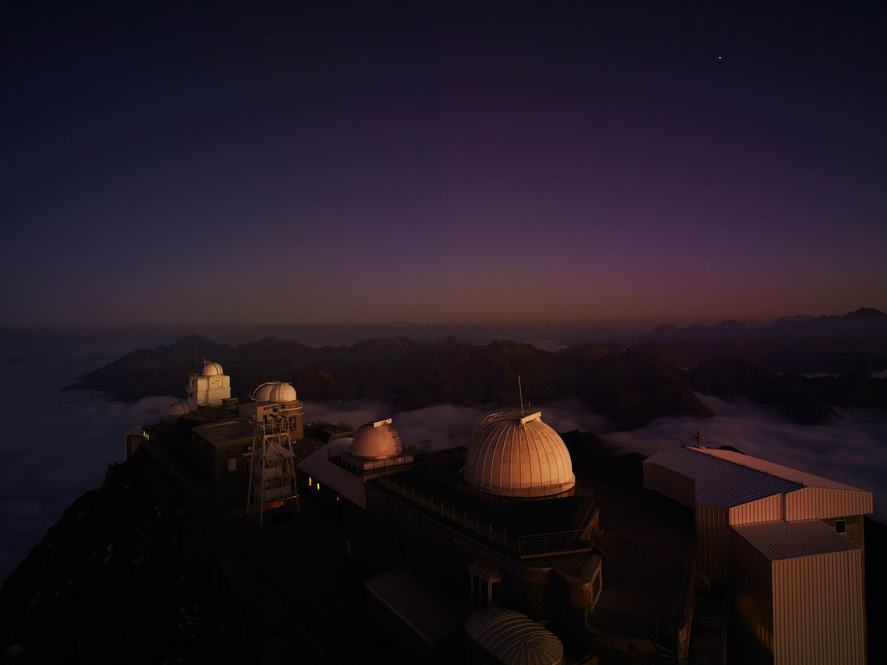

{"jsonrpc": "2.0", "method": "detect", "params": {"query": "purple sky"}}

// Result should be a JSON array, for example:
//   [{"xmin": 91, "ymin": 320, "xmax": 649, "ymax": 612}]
[{"xmin": 3, "ymin": 2, "xmax": 886, "ymax": 327}]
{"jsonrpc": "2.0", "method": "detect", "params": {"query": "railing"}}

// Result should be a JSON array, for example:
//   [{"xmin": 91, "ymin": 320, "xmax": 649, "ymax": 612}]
[
  {"xmin": 328, "ymin": 442, "xmax": 426, "ymax": 473},
  {"xmin": 518, "ymin": 531, "xmax": 592, "ymax": 558},
  {"xmin": 375, "ymin": 475, "xmax": 592, "ymax": 559},
  {"xmin": 571, "ymin": 488, "xmax": 596, "ymax": 531}
]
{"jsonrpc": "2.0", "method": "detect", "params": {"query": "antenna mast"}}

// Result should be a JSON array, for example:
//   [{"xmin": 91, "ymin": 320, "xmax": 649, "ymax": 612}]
[
  {"xmin": 518, "ymin": 375, "xmax": 524, "ymax": 416},
  {"xmin": 693, "ymin": 426, "xmax": 706, "ymax": 448}
]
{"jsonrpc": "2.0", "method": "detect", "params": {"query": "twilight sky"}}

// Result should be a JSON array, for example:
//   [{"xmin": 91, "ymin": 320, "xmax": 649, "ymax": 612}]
[{"xmin": 3, "ymin": 1, "xmax": 886, "ymax": 328}]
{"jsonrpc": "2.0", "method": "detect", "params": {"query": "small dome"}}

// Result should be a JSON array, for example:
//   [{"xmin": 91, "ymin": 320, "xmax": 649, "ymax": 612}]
[
  {"xmin": 464, "ymin": 409, "xmax": 575, "ymax": 498},
  {"xmin": 465, "ymin": 608, "xmax": 564, "ymax": 665},
  {"xmin": 167, "ymin": 402, "xmax": 188, "ymax": 418},
  {"xmin": 251, "ymin": 381, "xmax": 297, "ymax": 402},
  {"xmin": 351, "ymin": 418, "xmax": 402, "ymax": 460},
  {"xmin": 268, "ymin": 383, "xmax": 297, "ymax": 402},
  {"xmin": 202, "ymin": 361, "xmax": 223, "ymax": 376}
]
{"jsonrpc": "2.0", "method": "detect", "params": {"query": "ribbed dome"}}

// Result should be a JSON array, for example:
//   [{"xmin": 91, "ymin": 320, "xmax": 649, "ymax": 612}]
[
  {"xmin": 464, "ymin": 409, "xmax": 575, "ymax": 498},
  {"xmin": 465, "ymin": 608, "xmax": 564, "ymax": 665},
  {"xmin": 201, "ymin": 361, "xmax": 223, "ymax": 376},
  {"xmin": 252, "ymin": 381, "xmax": 298, "ymax": 402},
  {"xmin": 351, "ymin": 418, "xmax": 402, "ymax": 460}
]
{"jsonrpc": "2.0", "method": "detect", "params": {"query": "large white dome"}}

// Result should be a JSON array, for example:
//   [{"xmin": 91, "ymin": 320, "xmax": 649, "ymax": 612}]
[
  {"xmin": 464, "ymin": 409, "xmax": 575, "ymax": 498},
  {"xmin": 351, "ymin": 418, "xmax": 402, "ymax": 460},
  {"xmin": 252, "ymin": 381, "xmax": 298, "ymax": 403},
  {"xmin": 201, "ymin": 361, "xmax": 224, "ymax": 376}
]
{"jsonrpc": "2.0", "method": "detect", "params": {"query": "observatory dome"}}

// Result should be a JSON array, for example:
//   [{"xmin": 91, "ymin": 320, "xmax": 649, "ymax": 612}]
[
  {"xmin": 201, "ymin": 361, "xmax": 224, "ymax": 376},
  {"xmin": 252, "ymin": 381, "xmax": 298, "ymax": 403},
  {"xmin": 350, "ymin": 419, "xmax": 402, "ymax": 460},
  {"xmin": 464, "ymin": 409, "xmax": 575, "ymax": 498},
  {"xmin": 167, "ymin": 402, "xmax": 188, "ymax": 419}
]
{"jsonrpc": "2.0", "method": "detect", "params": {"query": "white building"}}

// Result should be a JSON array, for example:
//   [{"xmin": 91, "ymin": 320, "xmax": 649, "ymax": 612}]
[
  {"xmin": 644, "ymin": 446, "xmax": 872, "ymax": 665},
  {"xmin": 186, "ymin": 361, "xmax": 231, "ymax": 411}
]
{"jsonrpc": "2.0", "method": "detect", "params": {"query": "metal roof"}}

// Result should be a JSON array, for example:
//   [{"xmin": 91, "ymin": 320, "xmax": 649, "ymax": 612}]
[
  {"xmin": 465, "ymin": 608, "xmax": 564, "ymax": 665},
  {"xmin": 364, "ymin": 569, "xmax": 465, "ymax": 646},
  {"xmin": 297, "ymin": 440, "xmax": 366, "ymax": 508},
  {"xmin": 644, "ymin": 447, "xmax": 803, "ymax": 507},
  {"xmin": 691, "ymin": 447, "xmax": 859, "ymax": 490},
  {"xmin": 732, "ymin": 519, "xmax": 858, "ymax": 561},
  {"xmin": 191, "ymin": 419, "xmax": 254, "ymax": 446}
]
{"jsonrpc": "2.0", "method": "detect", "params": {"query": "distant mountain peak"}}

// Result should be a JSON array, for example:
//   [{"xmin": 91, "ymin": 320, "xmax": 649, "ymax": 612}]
[{"xmin": 846, "ymin": 307, "xmax": 885, "ymax": 318}]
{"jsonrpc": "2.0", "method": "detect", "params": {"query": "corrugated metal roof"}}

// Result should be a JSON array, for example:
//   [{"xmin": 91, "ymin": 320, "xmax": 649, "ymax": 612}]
[
  {"xmin": 692, "ymin": 447, "xmax": 860, "ymax": 491},
  {"xmin": 364, "ymin": 569, "xmax": 465, "ymax": 646},
  {"xmin": 732, "ymin": 519, "xmax": 858, "ymax": 561},
  {"xmin": 645, "ymin": 447, "xmax": 803, "ymax": 507},
  {"xmin": 465, "ymin": 608, "xmax": 564, "ymax": 665},
  {"xmin": 297, "ymin": 441, "xmax": 366, "ymax": 508}
]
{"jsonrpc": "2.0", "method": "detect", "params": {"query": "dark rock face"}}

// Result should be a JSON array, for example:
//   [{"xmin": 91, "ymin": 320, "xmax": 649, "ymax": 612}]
[{"xmin": 0, "ymin": 454, "xmax": 245, "ymax": 664}]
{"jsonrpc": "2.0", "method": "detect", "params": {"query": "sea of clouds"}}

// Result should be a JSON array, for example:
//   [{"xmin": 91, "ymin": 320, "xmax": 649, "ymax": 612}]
[{"xmin": 1, "ymin": 329, "xmax": 885, "ymax": 585}]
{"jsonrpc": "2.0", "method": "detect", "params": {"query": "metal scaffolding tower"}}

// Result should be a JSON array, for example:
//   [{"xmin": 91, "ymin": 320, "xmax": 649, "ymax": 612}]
[{"xmin": 247, "ymin": 412, "xmax": 301, "ymax": 526}]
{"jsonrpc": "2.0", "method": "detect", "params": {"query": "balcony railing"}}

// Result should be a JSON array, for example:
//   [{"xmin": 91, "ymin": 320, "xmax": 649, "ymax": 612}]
[{"xmin": 375, "ymin": 474, "xmax": 593, "ymax": 559}]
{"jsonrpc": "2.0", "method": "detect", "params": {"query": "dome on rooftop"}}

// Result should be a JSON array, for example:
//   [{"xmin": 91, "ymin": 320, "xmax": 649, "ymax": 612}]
[
  {"xmin": 464, "ymin": 408, "xmax": 575, "ymax": 498},
  {"xmin": 167, "ymin": 402, "xmax": 188, "ymax": 419},
  {"xmin": 252, "ymin": 381, "xmax": 298, "ymax": 403},
  {"xmin": 465, "ymin": 608, "xmax": 564, "ymax": 665},
  {"xmin": 351, "ymin": 419, "xmax": 402, "ymax": 460},
  {"xmin": 201, "ymin": 361, "xmax": 223, "ymax": 376}
]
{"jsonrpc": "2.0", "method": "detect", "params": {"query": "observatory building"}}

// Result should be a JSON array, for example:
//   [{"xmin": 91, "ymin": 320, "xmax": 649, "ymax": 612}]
[
  {"xmin": 644, "ymin": 445, "xmax": 872, "ymax": 665},
  {"xmin": 125, "ymin": 364, "xmax": 873, "ymax": 664},
  {"xmin": 186, "ymin": 361, "xmax": 231, "ymax": 411},
  {"xmin": 299, "ymin": 407, "xmax": 696, "ymax": 664}
]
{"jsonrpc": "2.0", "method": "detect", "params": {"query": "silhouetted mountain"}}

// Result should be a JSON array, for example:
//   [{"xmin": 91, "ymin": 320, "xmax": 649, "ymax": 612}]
[
  {"xmin": 564, "ymin": 348, "xmax": 713, "ymax": 429},
  {"xmin": 637, "ymin": 336, "xmax": 887, "ymax": 377},
  {"xmin": 638, "ymin": 309, "xmax": 887, "ymax": 345},
  {"xmin": 684, "ymin": 357, "xmax": 834, "ymax": 424},
  {"xmin": 65, "ymin": 306, "xmax": 887, "ymax": 428},
  {"xmin": 66, "ymin": 336, "xmax": 710, "ymax": 430},
  {"xmin": 805, "ymin": 374, "xmax": 887, "ymax": 410}
]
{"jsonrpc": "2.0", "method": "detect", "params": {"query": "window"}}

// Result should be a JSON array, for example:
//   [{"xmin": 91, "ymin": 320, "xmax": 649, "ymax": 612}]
[
  {"xmin": 228, "ymin": 458, "xmax": 237, "ymax": 472},
  {"xmin": 836, "ymin": 520, "xmax": 847, "ymax": 534}
]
